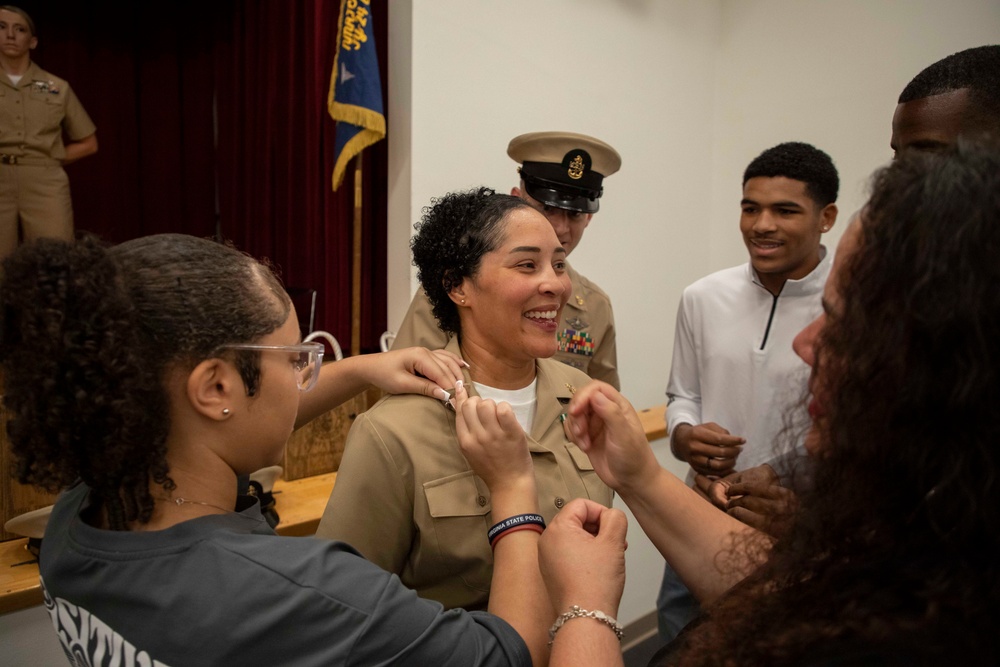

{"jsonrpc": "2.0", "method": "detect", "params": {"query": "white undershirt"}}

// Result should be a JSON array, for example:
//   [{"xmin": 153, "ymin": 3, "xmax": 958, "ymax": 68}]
[
  {"xmin": 7, "ymin": 73, "xmax": 23, "ymax": 86},
  {"xmin": 472, "ymin": 379, "xmax": 538, "ymax": 434}
]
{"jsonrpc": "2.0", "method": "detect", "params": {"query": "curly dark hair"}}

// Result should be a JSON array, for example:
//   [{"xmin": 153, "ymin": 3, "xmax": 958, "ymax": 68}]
[
  {"xmin": 410, "ymin": 187, "xmax": 531, "ymax": 335},
  {"xmin": 675, "ymin": 140, "xmax": 1000, "ymax": 665},
  {"xmin": 0, "ymin": 234, "xmax": 290, "ymax": 530},
  {"xmin": 743, "ymin": 141, "xmax": 839, "ymax": 207},
  {"xmin": 898, "ymin": 45, "xmax": 1000, "ymax": 134}
]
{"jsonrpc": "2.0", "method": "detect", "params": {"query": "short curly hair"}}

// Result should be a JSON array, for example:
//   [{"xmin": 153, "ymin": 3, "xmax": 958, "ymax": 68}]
[
  {"xmin": 743, "ymin": 141, "xmax": 839, "ymax": 207},
  {"xmin": 410, "ymin": 187, "xmax": 532, "ymax": 335},
  {"xmin": 0, "ymin": 234, "xmax": 290, "ymax": 530},
  {"xmin": 898, "ymin": 45, "xmax": 1000, "ymax": 133}
]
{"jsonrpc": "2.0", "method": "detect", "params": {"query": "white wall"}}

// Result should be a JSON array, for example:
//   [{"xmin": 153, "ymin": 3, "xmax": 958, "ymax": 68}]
[
  {"xmin": 707, "ymin": 0, "xmax": 1000, "ymax": 271},
  {"xmin": 390, "ymin": 0, "xmax": 1000, "ymax": 629}
]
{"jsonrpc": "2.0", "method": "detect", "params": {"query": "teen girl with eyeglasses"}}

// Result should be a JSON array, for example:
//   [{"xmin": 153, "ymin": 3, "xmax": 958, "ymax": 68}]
[{"xmin": 0, "ymin": 233, "xmax": 624, "ymax": 666}]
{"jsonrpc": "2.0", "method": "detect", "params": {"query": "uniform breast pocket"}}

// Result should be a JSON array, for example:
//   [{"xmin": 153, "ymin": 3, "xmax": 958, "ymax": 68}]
[
  {"xmin": 565, "ymin": 442, "xmax": 613, "ymax": 506},
  {"xmin": 423, "ymin": 471, "xmax": 493, "ymax": 592},
  {"xmin": 27, "ymin": 90, "xmax": 64, "ymax": 127}
]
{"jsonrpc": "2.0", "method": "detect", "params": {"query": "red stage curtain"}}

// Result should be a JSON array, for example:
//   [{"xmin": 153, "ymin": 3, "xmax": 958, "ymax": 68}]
[{"xmin": 24, "ymin": 0, "xmax": 388, "ymax": 351}]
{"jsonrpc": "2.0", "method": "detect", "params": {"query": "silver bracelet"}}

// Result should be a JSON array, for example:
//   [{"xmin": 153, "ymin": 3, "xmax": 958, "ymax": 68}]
[{"xmin": 547, "ymin": 605, "xmax": 624, "ymax": 646}]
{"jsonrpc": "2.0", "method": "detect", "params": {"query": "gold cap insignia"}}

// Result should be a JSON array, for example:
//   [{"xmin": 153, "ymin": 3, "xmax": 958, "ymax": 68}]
[{"xmin": 567, "ymin": 154, "xmax": 585, "ymax": 180}]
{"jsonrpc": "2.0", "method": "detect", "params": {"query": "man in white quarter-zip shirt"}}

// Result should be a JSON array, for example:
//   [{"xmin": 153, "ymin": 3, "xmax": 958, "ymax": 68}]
[{"xmin": 657, "ymin": 141, "xmax": 839, "ymax": 643}]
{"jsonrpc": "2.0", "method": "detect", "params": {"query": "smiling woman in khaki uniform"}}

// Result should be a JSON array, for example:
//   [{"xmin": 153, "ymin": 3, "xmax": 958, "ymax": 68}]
[
  {"xmin": 0, "ymin": 6, "xmax": 97, "ymax": 261},
  {"xmin": 317, "ymin": 187, "xmax": 613, "ymax": 611},
  {"xmin": 392, "ymin": 131, "xmax": 621, "ymax": 390}
]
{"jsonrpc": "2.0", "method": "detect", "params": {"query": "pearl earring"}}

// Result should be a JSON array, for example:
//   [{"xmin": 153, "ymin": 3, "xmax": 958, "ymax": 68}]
[{"xmin": 222, "ymin": 408, "xmax": 231, "ymax": 416}]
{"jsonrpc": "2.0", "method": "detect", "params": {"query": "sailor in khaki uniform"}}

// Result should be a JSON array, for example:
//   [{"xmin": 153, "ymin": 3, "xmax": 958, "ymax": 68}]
[
  {"xmin": 393, "ymin": 131, "xmax": 621, "ymax": 389},
  {"xmin": 319, "ymin": 186, "xmax": 613, "ymax": 611},
  {"xmin": 316, "ymin": 337, "xmax": 612, "ymax": 611},
  {"xmin": 0, "ymin": 7, "xmax": 97, "ymax": 260}
]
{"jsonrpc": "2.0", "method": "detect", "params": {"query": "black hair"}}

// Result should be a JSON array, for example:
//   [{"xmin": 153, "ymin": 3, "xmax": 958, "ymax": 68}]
[
  {"xmin": 0, "ymin": 234, "xmax": 290, "ymax": 530},
  {"xmin": 743, "ymin": 141, "xmax": 839, "ymax": 207},
  {"xmin": 898, "ymin": 45, "xmax": 1000, "ymax": 132},
  {"xmin": 410, "ymin": 187, "xmax": 532, "ymax": 335}
]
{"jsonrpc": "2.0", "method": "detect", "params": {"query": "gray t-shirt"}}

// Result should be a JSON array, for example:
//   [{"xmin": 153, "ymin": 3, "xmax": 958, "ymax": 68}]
[{"xmin": 40, "ymin": 482, "xmax": 530, "ymax": 667}]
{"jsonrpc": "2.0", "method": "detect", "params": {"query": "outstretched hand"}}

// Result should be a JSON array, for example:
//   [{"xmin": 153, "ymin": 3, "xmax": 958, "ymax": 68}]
[
  {"xmin": 672, "ymin": 422, "xmax": 745, "ymax": 477},
  {"xmin": 539, "ymin": 498, "xmax": 628, "ymax": 616},
  {"xmin": 295, "ymin": 347, "xmax": 468, "ymax": 430},
  {"xmin": 564, "ymin": 382, "xmax": 658, "ymax": 494},
  {"xmin": 453, "ymin": 380, "xmax": 534, "ymax": 495},
  {"xmin": 364, "ymin": 347, "xmax": 466, "ymax": 400},
  {"xmin": 694, "ymin": 464, "xmax": 797, "ymax": 536}
]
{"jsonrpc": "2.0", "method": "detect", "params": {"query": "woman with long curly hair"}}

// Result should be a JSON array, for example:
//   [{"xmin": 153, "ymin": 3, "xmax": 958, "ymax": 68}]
[
  {"xmin": 544, "ymin": 140, "xmax": 1000, "ymax": 665},
  {"xmin": 316, "ymin": 187, "xmax": 614, "ymax": 613},
  {"xmin": 0, "ymin": 232, "xmax": 620, "ymax": 666}
]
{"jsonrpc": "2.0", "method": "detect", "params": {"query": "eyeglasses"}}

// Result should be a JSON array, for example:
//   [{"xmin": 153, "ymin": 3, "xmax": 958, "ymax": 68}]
[{"xmin": 217, "ymin": 342, "xmax": 325, "ymax": 392}]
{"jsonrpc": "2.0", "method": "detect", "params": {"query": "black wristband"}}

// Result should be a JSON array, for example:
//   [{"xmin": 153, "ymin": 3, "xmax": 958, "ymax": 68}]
[{"xmin": 487, "ymin": 513, "xmax": 546, "ymax": 544}]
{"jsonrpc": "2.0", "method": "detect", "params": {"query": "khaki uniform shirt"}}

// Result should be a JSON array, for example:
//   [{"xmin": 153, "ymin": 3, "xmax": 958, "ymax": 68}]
[
  {"xmin": 0, "ymin": 62, "xmax": 96, "ymax": 161},
  {"xmin": 392, "ymin": 263, "xmax": 620, "ymax": 389},
  {"xmin": 316, "ymin": 337, "xmax": 613, "ymax": 611}
]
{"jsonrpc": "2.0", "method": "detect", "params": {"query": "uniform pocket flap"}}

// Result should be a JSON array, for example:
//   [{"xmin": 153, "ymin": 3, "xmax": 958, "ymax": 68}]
[
  {"xmin": 565, "ymin": 442, "xmax": 596, "ymax": 472},
  {"xmin": 424, "ymin": 471, "xmax": 491, "ymax": 518}
]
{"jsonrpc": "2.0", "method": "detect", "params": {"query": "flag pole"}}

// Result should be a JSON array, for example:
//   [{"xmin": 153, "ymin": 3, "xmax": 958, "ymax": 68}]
[
  {"xmin": 351, "ymin": 152, "xmax": 363, "ymax": 357},
  {"xmin": 329, "ymin": 0, "xmax": 384, "ymax": 356}
]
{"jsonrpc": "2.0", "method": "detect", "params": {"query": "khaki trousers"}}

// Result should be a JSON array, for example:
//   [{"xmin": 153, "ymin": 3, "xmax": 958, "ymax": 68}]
[{"xmin": 0, "ymin": 162, "xmax": 74, "ymax": 261}]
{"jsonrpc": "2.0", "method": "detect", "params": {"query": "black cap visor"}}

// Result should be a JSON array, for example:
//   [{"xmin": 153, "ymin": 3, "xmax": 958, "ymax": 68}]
[{"xmin": 522, "ymin": 175, "xmax": 601, "ymax": 214}]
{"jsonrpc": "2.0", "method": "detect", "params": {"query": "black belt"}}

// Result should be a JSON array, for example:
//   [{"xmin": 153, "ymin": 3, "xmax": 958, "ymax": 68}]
[{"xmin": 0, "ymin": 154, "xmax": 19, "ymax": 165}]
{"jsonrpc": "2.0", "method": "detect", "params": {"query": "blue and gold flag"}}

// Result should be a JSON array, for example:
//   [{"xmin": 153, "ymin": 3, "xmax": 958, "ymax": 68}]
[{"xmin": 328, "ymin": 0, "xmax": 385, "ymax": 191}]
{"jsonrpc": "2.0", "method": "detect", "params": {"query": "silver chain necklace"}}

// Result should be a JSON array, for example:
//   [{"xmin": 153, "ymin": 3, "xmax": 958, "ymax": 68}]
[{"xmin": 170, "ymin": 497, "xmax": 234, "ymax": 514}]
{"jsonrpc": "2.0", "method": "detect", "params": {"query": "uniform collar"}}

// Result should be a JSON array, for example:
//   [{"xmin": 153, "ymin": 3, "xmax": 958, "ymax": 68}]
[
  {"xmin": 2, "ymin": 62, "xmax": 40, "ymax": 90},
  {"xmin": 531, "ymin": 359, "xmax": 575, "ymax": 446},
  {"xmin": 445, "ymin": 336, "xmax": 573, "ymax": 452},
  {"xmin": 23, "ymin": 61, "xmax": 41, "ymax": 82},
  {"xmin": 11, "ymin": 61, "xmax": 40, "ymax": 87},
  {"xmin": 563, "ymin": 262, "xmax": 588, "ymax": 313}
]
